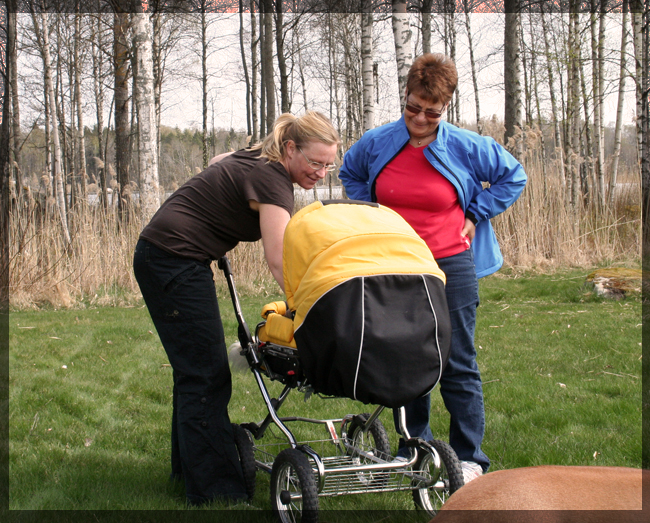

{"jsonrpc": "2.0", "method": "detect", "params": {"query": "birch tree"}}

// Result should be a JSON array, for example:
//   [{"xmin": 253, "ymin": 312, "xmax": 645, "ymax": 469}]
[
  {"xmin": 73, "ymin": 9, "xmax": 87, "ymax": 204},
  {"xmin": 567, "ymin": 0, "xmax": 581, "ymax": 209},
  {"xmin": 91, "ymin": 12, "xmax": 108, "ymax": 209},
  {"xmin": 31, "ymin": 10, "xmax": 70, "ymax": 245},
  {"xmin": 392, "ymin": 0, "xmax": 412, "ymax": 105},
  {"xmin": 361, "ymin": 5, "xmax": 374, "ymax": 132},
  {"xmin": 132, "ymin": 9, "xmax": 160, "ymax": 224},
  {"xmin": 540, "ymin": 5, "xmax": 566, "ymax": 188}
]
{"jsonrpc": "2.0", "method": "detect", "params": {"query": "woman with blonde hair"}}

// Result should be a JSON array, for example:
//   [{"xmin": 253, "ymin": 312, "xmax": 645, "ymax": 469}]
[{"xmin": 134, "ymin": 111, "xmax": 339, "ymax": 506}]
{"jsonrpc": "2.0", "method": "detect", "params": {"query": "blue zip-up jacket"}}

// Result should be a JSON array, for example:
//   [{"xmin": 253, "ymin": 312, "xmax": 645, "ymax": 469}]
[{"xmin": 339, "ymin": 117, "xmax": 527, "ymax": 278}]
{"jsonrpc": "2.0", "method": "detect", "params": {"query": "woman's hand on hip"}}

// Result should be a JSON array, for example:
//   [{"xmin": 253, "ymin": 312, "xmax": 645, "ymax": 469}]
[{"xmin": 461, "ymin": 217, "xmax": 476, "ymax": 245}]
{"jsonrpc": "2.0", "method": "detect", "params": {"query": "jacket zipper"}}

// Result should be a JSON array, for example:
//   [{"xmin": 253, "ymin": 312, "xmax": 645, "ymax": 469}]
[{"xmin": 428, "ymin": 147, "xmax": 467, "ymax": 210}]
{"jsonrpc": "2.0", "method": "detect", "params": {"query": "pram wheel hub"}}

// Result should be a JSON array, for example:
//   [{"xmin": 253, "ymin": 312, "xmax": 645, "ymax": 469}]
[
  {"xmin": 412, "ymin": 439, "xmax": 464, "ymax": 516},
  {"xmin": 271, "ymin": 448, "xmax": 319, "ymax": 523},
  {"xmin": 345, "ymin": 413, "xmax": 391, "ymax": 486}
]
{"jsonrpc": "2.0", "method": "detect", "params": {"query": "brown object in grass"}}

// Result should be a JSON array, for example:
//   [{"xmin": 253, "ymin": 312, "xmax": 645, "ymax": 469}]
[{"xmin": 431, "ymin": 465, "xmax": 645, "ymax": 523}]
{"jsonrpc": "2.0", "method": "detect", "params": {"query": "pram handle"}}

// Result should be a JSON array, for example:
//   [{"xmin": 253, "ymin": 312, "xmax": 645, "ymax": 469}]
[{"xmin": 217, "ymin": 256, "xmax": 253, "ymax": 347}]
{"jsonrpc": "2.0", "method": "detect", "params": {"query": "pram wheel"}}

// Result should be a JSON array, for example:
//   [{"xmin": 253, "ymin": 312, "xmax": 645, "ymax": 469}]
[
  {"xmin": 271, "ymin": 448, "xmax": 319, "ymax": 523},
  {"xmin": 412, "ymin": 439, "xmax": 464, "ymax": 516},
  {"xmin": 232, "ymin": 423, "xmax": 256, "ymax": 500},
  {"xmin": 346, "ymin": 413, "xmax": 391, "ymax": 486}
]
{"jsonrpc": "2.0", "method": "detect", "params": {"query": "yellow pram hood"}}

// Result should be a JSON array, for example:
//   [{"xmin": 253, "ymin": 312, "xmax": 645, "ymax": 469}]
[
  {"xmin": 284, "ymin": 200, "xmax": 446, "ymax": 332},
  {"xmin": 264, "ymin": 200, "xmax": 451, "ymax": 408}
]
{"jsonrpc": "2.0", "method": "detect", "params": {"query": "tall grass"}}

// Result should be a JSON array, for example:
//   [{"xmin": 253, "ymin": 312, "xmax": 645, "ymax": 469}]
[{"xmin": 8, "ymin": 135, "xmax": 640, "ymax": 309}]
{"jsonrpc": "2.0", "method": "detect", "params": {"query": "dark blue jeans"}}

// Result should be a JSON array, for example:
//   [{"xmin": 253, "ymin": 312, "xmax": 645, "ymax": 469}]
[
  {"xmin": 133, "ymin": 239, "xmax": 247, "ymax": 505},
  {"xmin": 393, "ymin": 249, "xmax": 490, "ymax": 472}
]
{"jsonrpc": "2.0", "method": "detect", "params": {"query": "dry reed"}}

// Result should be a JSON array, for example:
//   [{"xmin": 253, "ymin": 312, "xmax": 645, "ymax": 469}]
[{"xmin": 8, "ymin": 136, "xmax": 640, "ymax": 309}]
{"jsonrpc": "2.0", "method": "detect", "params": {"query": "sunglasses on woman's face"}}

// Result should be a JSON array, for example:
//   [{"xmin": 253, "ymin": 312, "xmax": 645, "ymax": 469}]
[{"xmin": 404, "ymin": 99, "xmax": 446, "ymax": 120}]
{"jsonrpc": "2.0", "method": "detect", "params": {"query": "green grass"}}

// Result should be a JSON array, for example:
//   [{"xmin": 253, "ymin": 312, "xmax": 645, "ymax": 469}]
[{"xmin": 8, "ymin": 269, "xmax": 642, "ymax": 516}]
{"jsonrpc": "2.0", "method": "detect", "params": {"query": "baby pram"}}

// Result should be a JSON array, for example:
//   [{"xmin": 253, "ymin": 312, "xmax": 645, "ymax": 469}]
[{"xmin": 219, "ymin": 200, "xmax": 464, "ymax": 522}]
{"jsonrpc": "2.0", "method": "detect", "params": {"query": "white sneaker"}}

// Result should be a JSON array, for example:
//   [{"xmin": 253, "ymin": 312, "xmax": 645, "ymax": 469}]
[
  {"xmin": 460, "ymin": 461, "xmax": 483, "ymax": 484},
  {"xmin": 391, "ymin": 456, "xmax": 408, "ymax": 464}
]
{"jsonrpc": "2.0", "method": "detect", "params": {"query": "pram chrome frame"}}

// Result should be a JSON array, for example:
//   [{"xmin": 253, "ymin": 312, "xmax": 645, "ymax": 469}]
[{"xmin": 218, "ymin": 256, "xmax": 464, "ymax": 521}]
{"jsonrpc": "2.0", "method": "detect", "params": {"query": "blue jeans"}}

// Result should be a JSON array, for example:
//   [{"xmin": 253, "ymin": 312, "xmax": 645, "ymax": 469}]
[
  {"xmin": 393, "ymin": 249, "xmax": 490, "ymax": 472},
  {"xmin": 133, "ymin": 239, "xmax": 247, "ymax": 505}
]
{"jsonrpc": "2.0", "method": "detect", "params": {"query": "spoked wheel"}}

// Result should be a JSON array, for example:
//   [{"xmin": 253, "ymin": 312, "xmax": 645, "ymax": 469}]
[
  {"xmin": 412, "ymin": 439, "xmax": 464, "ymax": 516},
  {"xmin": 231, "ymin": 423, "xmax": 256, "ymax": 500},
  {"xmin": 270, "ymin": 448, "xmax": 319, "ymax": 523},
  {"xmin": 346, "ymin": 413, "xmax": 391, "ymax": 486}
]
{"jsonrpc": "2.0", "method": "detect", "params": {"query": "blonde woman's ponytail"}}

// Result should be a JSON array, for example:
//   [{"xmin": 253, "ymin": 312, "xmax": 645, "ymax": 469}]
[{"xmin": 251, "ymin": 111, "xmax": 340, "ymax": 162}]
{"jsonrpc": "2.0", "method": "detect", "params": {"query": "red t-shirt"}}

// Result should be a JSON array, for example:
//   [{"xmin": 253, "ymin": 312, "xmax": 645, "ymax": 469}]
[{"xmin": 375, "ymin": 144, "xmax": 469, "ymax": 259}]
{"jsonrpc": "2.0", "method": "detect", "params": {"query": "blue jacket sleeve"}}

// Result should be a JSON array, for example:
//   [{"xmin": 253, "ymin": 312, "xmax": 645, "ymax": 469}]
[{"xmin": 465, "ymin": 138, "xmax": 527, "ymax": 223}]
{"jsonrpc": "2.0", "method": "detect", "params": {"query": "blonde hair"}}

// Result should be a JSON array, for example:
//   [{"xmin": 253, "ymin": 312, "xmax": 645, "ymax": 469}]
[{"xmin": 251, "ymin": 111, "xmax": 341, "ymax": 162}]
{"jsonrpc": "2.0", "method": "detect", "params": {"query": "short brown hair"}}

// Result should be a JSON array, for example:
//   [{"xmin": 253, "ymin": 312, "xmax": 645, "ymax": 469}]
[
  {"xmin": 251, "ymin": 111, "xmax": 340, "ymax": 163},
  {"xmin": 406, "ymin": 53, "xmax": 457, "ymax": 104}
]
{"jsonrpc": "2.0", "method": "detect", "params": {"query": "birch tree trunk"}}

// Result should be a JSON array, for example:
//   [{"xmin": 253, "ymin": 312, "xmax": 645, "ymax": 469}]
[
  {"xmin": 33, "ymin": 11, "xmax": 71, "ymax": 245},
  {"xmin": 91, "ymin": 13, "xmax": 107, "ymax": 210},
  {"xmin": 540, "ymin": 6, "xmax": 566, "ymax": 188},
  {"xmin": 609, "ymin": 1, "xmax": 629, "ymax": 204},
  {"xmin": 568, "ymin": 1, "xmax": 581, "ymax": 209},
  {"xmin": 528, "ymin": 14, "xmax": 548, "ymax": 193},
  {"xmin": 579, "ymin": 50, "xmax": 593, "ymax": 202},
  {"xmin": 361, "ymin": 7, "xmax": 374, "ymax": 132},
  {"xmin": 392, "ymin": 0, "xmax": 412, "ymax": 105},
  {"xmin": 74, "ymin": 10, "xmax": 87, "ymax": 203},
  {"xmin": 132, "ymin": 11, "xmax": 160, "ymax": 225}
]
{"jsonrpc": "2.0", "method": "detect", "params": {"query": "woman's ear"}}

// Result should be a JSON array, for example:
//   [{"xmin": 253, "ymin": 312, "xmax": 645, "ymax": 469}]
[{"xmin": 285, "ymin": 139, "xmax": 296, "ymax": 159}]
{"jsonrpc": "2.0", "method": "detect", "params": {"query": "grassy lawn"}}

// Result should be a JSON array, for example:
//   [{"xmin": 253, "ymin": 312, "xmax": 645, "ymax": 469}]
[{"xmin": 7, "ymin": 269, "xmax": 642, "ymax": 518}]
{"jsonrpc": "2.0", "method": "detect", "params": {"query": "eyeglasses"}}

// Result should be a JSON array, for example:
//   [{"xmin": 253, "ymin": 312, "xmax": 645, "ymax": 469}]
[
  {"xmin": 298, "ymin": 147, "xmax": 337, "ymax": 172},
  {"xmin": 404, "ymin": 99, "xmax": 446, "ymax": 120}
]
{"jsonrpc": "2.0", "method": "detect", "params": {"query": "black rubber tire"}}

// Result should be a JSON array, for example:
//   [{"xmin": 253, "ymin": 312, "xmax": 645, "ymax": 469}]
[
  {"xmin": 347, "ymin": 413, "xmax": 391, "ymax": 486},
  {"xmin": 232, "ymin": 423, "xmax": 256, "ymax": 500},
  {"xmin": 412, "ymin": 439, "xmax": 464, "ymax": 516},
  {"xmin": 270, "ymin": 448, "xmax": 319, "ymax": 523}
]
